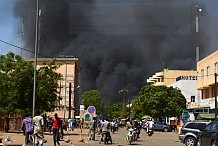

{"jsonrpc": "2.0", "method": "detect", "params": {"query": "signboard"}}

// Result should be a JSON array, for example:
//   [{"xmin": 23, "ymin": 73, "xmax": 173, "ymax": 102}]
[
  {"xmin": 80, "ymin": 105, "xmax": 85, "ymax": 110},
  {"xmin": 87, "ymin": 106, "xmax": 96, "ymax": 114},
  {"xmin": 176, "ymin": 76, "xmax": 197, "ymax": 81}
]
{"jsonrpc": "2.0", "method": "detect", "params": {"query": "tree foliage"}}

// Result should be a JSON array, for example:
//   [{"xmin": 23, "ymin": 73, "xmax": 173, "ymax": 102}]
[
  {"xmin": 108, "ymin": 102, "xmax": 123, "ymax": 118},
  {"xmin": 0, "ymin": 52, "xmax": 61, "ymax": 116},
  {"xmin": 82, "ymin": 90, "xmax": 104, "ymax": 115},
  {"xmin": 131, "ymin": 85, "xmax": 186, "ymax": 119}
]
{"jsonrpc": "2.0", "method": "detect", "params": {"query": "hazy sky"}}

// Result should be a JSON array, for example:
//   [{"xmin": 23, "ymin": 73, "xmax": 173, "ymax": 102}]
[{"xmin": 0, "ymin": 0, "xmax": 20, "ymax": 55}]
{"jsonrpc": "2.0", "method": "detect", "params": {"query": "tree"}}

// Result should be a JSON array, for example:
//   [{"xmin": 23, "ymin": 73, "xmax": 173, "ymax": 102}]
[
  {"xmin": 131, "ymin": 85, "xmax": 186, "ymax": 119},
  {"xmin": 82, "ymin": 90, "xmax": 104, "ymax": 115},
  {"xmin": 108, "ymin": 102, "xmax": 123, "ymax": 118},
  {"xmin": 0, "ymin": 52, "xmax": 61, "ymax": 132}
]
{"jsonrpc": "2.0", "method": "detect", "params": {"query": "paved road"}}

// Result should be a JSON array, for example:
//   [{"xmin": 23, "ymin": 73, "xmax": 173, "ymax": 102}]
[{"xmin": 0, "ymin": 128, "xmax": 184, "ymax": 146}]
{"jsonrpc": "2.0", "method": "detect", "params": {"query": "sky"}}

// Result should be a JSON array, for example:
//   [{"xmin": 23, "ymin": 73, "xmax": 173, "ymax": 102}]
[{"xmin": 0, "ymin": 0, "xmax": 20, "ymax": 55}]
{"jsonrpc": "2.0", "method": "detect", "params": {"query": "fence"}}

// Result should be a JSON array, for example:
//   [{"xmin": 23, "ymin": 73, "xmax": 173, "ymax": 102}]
[{"xmin": 0, "ymin": 117, "xmax": 23, "ymax": 132}]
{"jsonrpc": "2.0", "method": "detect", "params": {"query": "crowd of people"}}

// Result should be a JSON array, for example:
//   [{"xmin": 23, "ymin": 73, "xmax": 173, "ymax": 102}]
[{"xmin": 21, "ymin": 113, "xmax": 156, "ymax": 146}]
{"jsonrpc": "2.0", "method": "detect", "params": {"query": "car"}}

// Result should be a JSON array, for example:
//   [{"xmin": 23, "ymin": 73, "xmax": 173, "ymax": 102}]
[
  {"xmin": 197, "ymin": 121, "xmax": 218, "ymax": 146},
  {"xmin": 179, "ymin": 121, "xmax": 210, "ymax": 146},
  {"xmin": 154, "ymin": 121, "xmax": 171, "ymax": 132}
]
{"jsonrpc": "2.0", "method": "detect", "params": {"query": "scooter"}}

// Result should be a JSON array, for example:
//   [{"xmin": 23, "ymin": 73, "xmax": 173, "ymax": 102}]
[
  {"xmin": 100, "ymin": 131, "xmax": 112, "ymax": 144},
  {"xmin": 126, "ymin": 128, "xmax": 135, "ymax": 145}
]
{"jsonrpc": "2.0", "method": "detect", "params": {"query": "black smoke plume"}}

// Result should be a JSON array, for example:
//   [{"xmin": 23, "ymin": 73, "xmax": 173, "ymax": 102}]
[{"xmin": 13, "ymin": 0, "xmax": 218, "ymax": 103}]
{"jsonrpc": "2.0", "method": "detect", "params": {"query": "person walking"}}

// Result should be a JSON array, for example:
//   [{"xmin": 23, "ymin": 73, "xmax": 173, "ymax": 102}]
[
  {"xmin": 22, "ymin": 114, "xmax": 33, "ymax": 146},
  {"xmin": 33, "ymin": 111, "xmax": 45, "ymax": 146},
  {"xmin": 51, "ymin": 113, "xmax": 61, "ymax": 146},
  {"xmin": 91, "ymin": 117, "xmax": 97, "ymax": 140}
]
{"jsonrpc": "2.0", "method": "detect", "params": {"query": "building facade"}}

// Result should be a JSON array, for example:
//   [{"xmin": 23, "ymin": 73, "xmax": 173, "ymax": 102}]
[
  {"xmin": 147, "ymin": 69, "xmax": 197, "ymax": 86},
  {"xmin": 197, "ymin": 50, "xmax": 218, "ymax": 112},
  {"xmin": 26, "ymin": 58, "xmax": 81, "ymax": 119}
]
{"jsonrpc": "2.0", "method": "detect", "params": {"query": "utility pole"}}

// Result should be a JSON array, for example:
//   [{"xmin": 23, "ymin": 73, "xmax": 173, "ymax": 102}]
[
  {"xmin": 68, "ymin": 83, "xmax": 72, "ymax": 119},
  {"xmin": 20, "ymin": 16, "xmax": 24, "ymax": 57},
  {"xmin": 64, "ymin": 58, "xmax": 67, "ymax": 121},
  {"xmin": 215, "ymin": 73, "xmax": 217, "ymax": 120},
  {"xmin": 32, "ymin": 0, "xmax": 40, "ymax": 118},
  {"xmin": 195, "ymin": 0, "xmax": 202, "ymax": 67}
]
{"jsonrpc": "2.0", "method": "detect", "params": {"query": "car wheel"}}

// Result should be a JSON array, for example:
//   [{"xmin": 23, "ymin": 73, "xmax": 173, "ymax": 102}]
[
  {"xmin": 211, "ymin": 140, "xmax": 216, "ymax": 146},
  {"xmin": 163, "ymin": 128, "xmax": 168, "ymax": 133},
  {"xmin": 185, "ymin": 137, "xmax": 196, "ymax": 146}
]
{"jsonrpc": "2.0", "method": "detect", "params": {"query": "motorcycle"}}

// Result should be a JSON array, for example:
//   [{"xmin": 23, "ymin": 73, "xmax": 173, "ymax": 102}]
[
  {"xmin": 147, "ymin": 128, "xmax": 153, "ymax": 136},
  {"xmin": 126, "ymin": 128, "xmax": 135, "ymax": 145},
  {"xmin": 133, "ymin": 128, "xmax": 140, "ymax": 141},
  {"xmin": 115, "ymin": 123, "xmax": 119, "ymax": 131},
  {"xmin": 100, "ymin": 131, "xmax": 112, "ymax": 144},
  {"xmin": 111, "ymin": 125, "xmax": 116, "ymax": 134}
]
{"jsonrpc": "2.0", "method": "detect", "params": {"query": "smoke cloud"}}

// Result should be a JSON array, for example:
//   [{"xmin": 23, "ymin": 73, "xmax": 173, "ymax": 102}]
[{"xmin": 13, "ymin": 0, "xmax": 218, "ymax": 103}]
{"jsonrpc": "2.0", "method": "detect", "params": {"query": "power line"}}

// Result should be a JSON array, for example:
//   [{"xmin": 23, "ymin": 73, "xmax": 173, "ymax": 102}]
[{"xmin": 0, "ymin": 39, "xmax": 150, "ymax": 79}]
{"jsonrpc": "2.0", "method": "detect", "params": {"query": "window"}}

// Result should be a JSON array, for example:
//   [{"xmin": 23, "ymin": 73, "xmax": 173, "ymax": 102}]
[
  {"xmin": 191, "ymin": 96, "xmax": 195, "ymax": 102},
  {"xmin": 197, "ymin": 123, "xmax": 207, "ymax": 131},
  {"xmin": 207, "ymin": 66, "xmax": 210, "ymax": 76},
  {"xmin": 215, "ymin": 62, "xmax": 218, "ymax": 74},
  {"xmin": 201, "ymin": 69, "xmax": 204, "ymax": 79}
]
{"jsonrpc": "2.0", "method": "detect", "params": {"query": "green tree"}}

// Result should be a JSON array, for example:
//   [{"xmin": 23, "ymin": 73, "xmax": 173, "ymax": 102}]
[
  {"xmin": 131, "ymin": 85, "xmax": 186, "ymax": 119},
  {"xmin": 0, "ymin": 52, "xmax": 61, "ymax": 132},
  {"xmin": 108, "ymin": 102, "xmax": 123, "ymax": 118},
  {"xmin": 82, "ymin": 90, "xmax": 104, "ymax": 115}
]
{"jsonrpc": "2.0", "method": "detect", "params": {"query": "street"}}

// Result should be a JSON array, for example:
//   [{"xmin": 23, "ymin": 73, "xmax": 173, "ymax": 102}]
[{"xmin": 1, "ymin": 128, "xmax": 184, "ymax": 146}]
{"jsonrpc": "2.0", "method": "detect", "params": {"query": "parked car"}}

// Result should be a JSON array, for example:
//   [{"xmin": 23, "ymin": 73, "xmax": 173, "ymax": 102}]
[
  {"xmin": 179, "ymin": 121, "xmax": 210, "ymax": 146},
  {"xmin": 154, "ymin": 121, "xmax": 171, "ymax": 132},
  {"xmin": 197, "ymin": 121, "xmax": 218, "ymax": 146}
]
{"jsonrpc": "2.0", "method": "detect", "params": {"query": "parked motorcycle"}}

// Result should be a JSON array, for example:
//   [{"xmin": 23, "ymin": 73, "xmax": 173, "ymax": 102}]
[
  {"xmin": 100, "ymin": 131, "xmax": 112, "ymax": 144},
  {"xmin": 126, "ymin": 128, "xmax": 135, "ymax": 145}
]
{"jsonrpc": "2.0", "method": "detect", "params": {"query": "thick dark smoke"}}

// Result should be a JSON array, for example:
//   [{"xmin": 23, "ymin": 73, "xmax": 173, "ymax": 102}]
[{"xmin": 13, "ymin": 0, "xmax": 218, "ymax": 103}]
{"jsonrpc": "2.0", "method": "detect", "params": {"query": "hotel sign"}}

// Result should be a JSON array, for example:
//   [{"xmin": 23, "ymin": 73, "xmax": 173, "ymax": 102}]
[{"xmin": 176, "ymin": 76, "xmax": 197, "ymax": 81}]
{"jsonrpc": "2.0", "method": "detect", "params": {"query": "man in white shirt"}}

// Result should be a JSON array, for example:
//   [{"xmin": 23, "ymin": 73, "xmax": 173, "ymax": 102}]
[{"xmin": 33, "ymin": 111, "xmax": 45, "ymax": 146}]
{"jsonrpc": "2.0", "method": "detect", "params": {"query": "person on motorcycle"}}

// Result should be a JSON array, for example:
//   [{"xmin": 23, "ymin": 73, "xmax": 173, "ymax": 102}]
[
  {"xmin": 110, "ymin": 120, "xmax": 115, "ymax": 133},
  {"xmin": 102, "ymin": 119, "xmax": 110, "ymax": 132},
  {"xmin": 146, "ymin": 119, "xmax": 154, "ymax": 134},
  {"xmin": 100, "ymin": 119, "xmax": 112, "ymax": 144}
]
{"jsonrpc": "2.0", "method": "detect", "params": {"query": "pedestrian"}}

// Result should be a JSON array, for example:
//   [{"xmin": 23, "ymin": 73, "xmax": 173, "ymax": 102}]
[
  {"xmin": 33, "ymin": 111, "xmax": 45, "ymax": 146},
  {"xmin": 51, "ymin": 113, "xmax": 61, "ymax": 146},
  {"xmin": 22, "ymin": 114, "xmax": 33, "ymax": 146},
  {"xmin": 91, "ymin": 117, "xmax": 97, "ymax": 140}
]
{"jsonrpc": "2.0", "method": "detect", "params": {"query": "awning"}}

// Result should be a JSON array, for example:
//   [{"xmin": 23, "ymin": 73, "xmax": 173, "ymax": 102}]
[
  {"xmin": 141, "ymin": 115, "xmax": 152, "ymax": 120},
  {"xmin": 196, "ymin": 113, "xmax": 215, "ymax": 120}
]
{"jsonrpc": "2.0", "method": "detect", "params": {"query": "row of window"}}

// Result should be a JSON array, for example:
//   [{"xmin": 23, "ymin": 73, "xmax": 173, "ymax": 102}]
[{"xmin": 200, "ymin": 62, "xmax": 218, "ymax": 78}]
